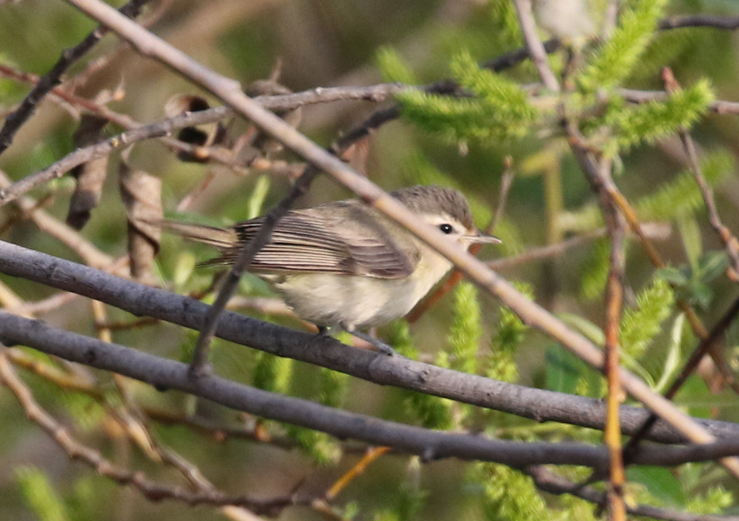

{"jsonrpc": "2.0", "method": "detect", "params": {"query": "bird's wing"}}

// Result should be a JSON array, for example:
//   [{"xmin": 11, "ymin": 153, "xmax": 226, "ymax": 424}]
[{"xmin": 207, "ymin": 208, "xmax": 418, "ymax": 279}]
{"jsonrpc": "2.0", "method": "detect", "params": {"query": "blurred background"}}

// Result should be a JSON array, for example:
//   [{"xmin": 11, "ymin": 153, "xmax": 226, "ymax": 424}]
[{"xmin": 2, "ymin": 0, "xmax": 739, "ymax": 519}]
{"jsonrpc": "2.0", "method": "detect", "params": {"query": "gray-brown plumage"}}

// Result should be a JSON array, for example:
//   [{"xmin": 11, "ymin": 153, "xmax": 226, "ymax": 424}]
[{"xmin": 160, "ymin": 185, "xmax": 500, "ymax": 342}]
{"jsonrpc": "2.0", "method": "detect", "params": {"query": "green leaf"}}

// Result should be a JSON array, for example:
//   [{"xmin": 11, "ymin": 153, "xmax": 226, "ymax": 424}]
[
  {"xmin": 628, "ymin": 466, "xmax": 685, "ymax": 506},
  {"xmin": 545, "ymin": 345, "xmax": 584, "ymax": 395}
]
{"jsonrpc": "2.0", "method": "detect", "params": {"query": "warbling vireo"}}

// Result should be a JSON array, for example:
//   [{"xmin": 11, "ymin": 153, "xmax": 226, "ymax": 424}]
[
  {"xmin": 162, "ymin": 185, "xmax": 501, "ymax": 353},
  {"xmin": 533, "ymin": 0, "xmax": 596, "ymax": 42}
]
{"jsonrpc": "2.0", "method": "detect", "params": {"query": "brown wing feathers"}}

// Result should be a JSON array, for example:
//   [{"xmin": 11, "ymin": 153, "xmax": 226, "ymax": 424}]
[{"xmin": 164, "ymin": 208, "xmax": 418, "ymax": 279}]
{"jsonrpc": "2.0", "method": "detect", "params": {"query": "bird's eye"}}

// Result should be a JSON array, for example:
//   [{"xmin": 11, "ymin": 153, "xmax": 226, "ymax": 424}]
[{"xmin": 439, "ymin": 223, "xmax": 454, "ymax": 234}]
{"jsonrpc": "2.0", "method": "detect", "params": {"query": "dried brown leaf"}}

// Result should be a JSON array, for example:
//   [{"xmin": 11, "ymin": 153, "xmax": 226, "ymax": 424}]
[
  {"xmin": 66, "ymin": 115, "xmax": 109, "ymax": 229},
  {"xmin": 165, "ymin": 94, "xmax": 227, "ymax": 162},
  {"xmin": 119, "ymin": 162, "xmax": 162, "ymax": 284}
]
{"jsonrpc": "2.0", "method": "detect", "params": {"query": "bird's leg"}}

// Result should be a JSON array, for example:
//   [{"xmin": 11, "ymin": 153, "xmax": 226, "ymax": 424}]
[
  {"xmin": 340, "ymin": 322, "xmax": 396, "ymax": 356},
  {"xmin": 316, "ymin": 325, "xmax": 332, "ymax": 336}
]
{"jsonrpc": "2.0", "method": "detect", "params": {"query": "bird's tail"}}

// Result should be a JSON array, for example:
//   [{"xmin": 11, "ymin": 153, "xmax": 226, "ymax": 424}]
[{"xmin": 157, "ymin": 219, "xmax": 237, "ymax": 251}]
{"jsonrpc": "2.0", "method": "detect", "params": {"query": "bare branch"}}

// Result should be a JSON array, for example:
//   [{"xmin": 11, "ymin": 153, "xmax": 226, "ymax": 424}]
[
  {"xmin": 5, "ymin": 313, "xmax": 739, "ymax": 469},
  {"xmin": 3, "ymin": 240, "xmax": 739, "ymax": 445},
  {"xmin": 525, "ymin": 466, "xmax": 739, "ymax": 521},
  {"xmin": 511, "ymin": 0, "xmax": 561, "ymax": 91},
  {"xmin": 601, "ymin": 157, "xmax": 627, "ymax": 519},
  {"xmin": 0, "ymin": 0, "xmax": 153, "ymax": 158},
  {"xmin": 659, "ymin": 15, "xmax": 739, "ymax": 31}
]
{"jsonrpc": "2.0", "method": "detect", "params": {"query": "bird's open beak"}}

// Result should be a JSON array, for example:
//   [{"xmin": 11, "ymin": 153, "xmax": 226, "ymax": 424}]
[{"xmin": 467, "ymin": 230, "xmax": 502, "ymax": 245}]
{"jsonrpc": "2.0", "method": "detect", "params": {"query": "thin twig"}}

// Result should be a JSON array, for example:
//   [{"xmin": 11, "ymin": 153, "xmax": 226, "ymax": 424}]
[
  {"xmin": 600, "ymin": 156, "xmax": 627, "ymax": 520},
  {"xmin": 5, "ymin": 241, "xmax": 739, "ymax": 444},
  {"xmin": 659, "ymin": 15, "xmax": 739, "ymax": 31},
  {"xmin": 0, "ymin": 347, "xmax": 299, "ymax": 515},
  {"xmin": 602, "ymin": 0, "xmax": 619, "ymax": 39},
  {"xmin": 487, "ymin": 229, "xmax": 607, "ymax": 270},
  {"xmin": 619, "ymin": 88, "xmax": 739, "ymax": 115},
  {"xmin": 0, "ymin": 168, "xmax": 113, "ymax": 267},
  {"xmin": 623, "ymin": 295, "xmax": 739, "ymax": 461},
  {"xmin": 511, "ymin": 0, "xmax": 561, "ymax": 91},
  {"xmin": 679, "ymin": 128, "xmax": 739, "ymax": 282},
  {"xmin": 6, "ymin": 315, "xmax": 739, "ymax": 469},
  {"xmin": 525, "ymin": 466, "xmax": 739, "ymax": 521},
  {"xmin": 321, "ymin": 446, "xmax": 391, "ymax": 501},
  {"xmin": 0, "ymin": 0, "xmax": 153, "ymax": 158},
  {"xmin": 567, "ymin": 128, "xmax": 739, "ymax": 478}
]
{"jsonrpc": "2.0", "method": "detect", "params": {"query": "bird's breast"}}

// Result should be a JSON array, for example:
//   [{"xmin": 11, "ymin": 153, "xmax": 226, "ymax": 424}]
[{"xmin": 271, "ymin": 246, "xmax": 453, "ymax": 330}]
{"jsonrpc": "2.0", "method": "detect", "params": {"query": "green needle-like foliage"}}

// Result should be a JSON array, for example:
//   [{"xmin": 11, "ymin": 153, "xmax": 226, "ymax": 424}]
[
  {"xmin": 318, "ymin": 367, "xmax": 348, "ymax": 410},
  {"xmin": 580, "ymin": 237, "xmax": 616, "ymax": 300},
  {"xmin": 15, "ymin": 467, "xmax": 69, "ymax": 521},
  {"xmin": 390, "ymin": 321, "xmax": 454, "ymax": 430},
  {"xmin": 473, "ymin": 464, "xmax": 559, "ymax": 521},
  {"xmin": 284, "ymin": 424, "xmax": 341, "ymax": 466},
  {"xmin": 448, "ymin": 281, "xmax": 482, "ymax": 375},
  {"xmin": 377, "ymin": 46, "xmax": 418, "ymax": 85},
  {"xmin": 252, "ymin": 352, "xmax": 293, "ymax": 394},
  {"xmin": 488, "ymin": 282, "xmax": 531, "ymax": 383},
  {"xmin": 604, "ymin": 80, "xmax": 715, "ymax": 152},
  {"xmin": 397, "ymin": 51, "xmax": 536, "ymax": 143},
  {"xmin": 620, "ymin": 278, "xmax": 674, "ymax": 363},
  {"xmin": 578, "ymin": 0, "xmax": 669, "ymax": 92},
  {"xmin": 283, "ymin": 367, "xmax": 345, "ymax": 465}
]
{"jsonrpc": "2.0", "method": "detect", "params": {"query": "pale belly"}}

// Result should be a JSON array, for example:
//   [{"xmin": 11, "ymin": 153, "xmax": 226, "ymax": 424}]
[{"xmin": 270, "ymin": 251, "xmax": 453, "ymax": 329}]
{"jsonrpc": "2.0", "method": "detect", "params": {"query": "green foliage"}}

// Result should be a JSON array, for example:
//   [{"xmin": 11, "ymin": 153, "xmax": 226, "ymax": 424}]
[
  {"xmin": 284, "ymin": 424, "xmax": 341, "ymax": 466},
  {"xmin": 685, "ymin": 486, "xmax": 733, "ymax": 514},
  {"xmin": 629, "ymin": 464, "xmax": 733, "ymax": 514},
  {"xmin": 487, "ymin": 0, "xmax": 522, "ymax": 46},
  {"xmin": 473, "ymin": 464, "xmax": 561, "ymax": 521},
  {"xmin": 390, "ymin": 321, "xmax": 454, "ymax": 430},
  {"xmin": 602, "ymin": 80, "xmax": 715, "ymax": 152},
  {"xmin": 578, "ymin": 0, "xmax": 669, "ymax": 91},
  {"xmin": 373, "ymin": 458, "xmax": 426, "ymax": 521},
  {"xmin": 252, "ymin": 352, "xmax": 293, "ymax": 393},
  {"xmin": 376, "ymin": 47, "xmax": 418, "ymax": 85},
  {"xmin": 579, "ymin": 237, "xmax": 612, "ymax": 300},
  {"xmin": 619, "ymin": 278, "xmax": 674, "ymax": 364},
  {"xmin": 562, "ymin": 149, "xmax": 734, "ymax": 238},
  {"xmin": 280, "ymin": 364, "xmax": 347, "ymax": 465},
  {"xmin": 657, "ymin": 251, "xmax": 729, "ymax": 310},
  {"xmin": 448, "ymin": 281, "xmax": 482, "ymax": 374},
  {"xmin": 15, "ymin": 467, "xmax": 69, "ymax": 521},
  {"xmin": 488, "ymin": 282, "xmax": 532, "ymax": 383},
  {"xmin": 397, "ymin": 51, "xmax": 536, "ymax": 143},
  {"xmin": 318, "ymin": 367, "xmax": 348, "ymax": 409}
]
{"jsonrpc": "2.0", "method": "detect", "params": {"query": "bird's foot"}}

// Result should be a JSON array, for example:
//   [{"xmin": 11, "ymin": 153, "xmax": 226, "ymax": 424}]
[{"xmin": 340, "ymin": 323, "xmax": 396, "ymax": 356}]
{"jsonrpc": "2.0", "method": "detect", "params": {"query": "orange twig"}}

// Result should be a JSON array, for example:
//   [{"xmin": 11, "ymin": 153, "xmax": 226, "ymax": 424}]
[{"xmin": 323, "ymin": 446, "xmax": 391, "ymax": 501}]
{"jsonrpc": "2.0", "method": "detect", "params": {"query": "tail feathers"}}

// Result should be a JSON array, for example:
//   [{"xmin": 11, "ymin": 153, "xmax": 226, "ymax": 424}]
[{"xmin": 158, "ymin": 219, "xmax": 237, "ymax": 251}]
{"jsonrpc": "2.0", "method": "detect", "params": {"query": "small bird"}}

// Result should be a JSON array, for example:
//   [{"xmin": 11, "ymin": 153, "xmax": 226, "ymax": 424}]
[
  {"xmin": 161, "ymin": 185, "xmax": 501, "ymax": 354},
  {"xmin": 533, "ymin": 0, "xmax": 596, "ymax": 43}
]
